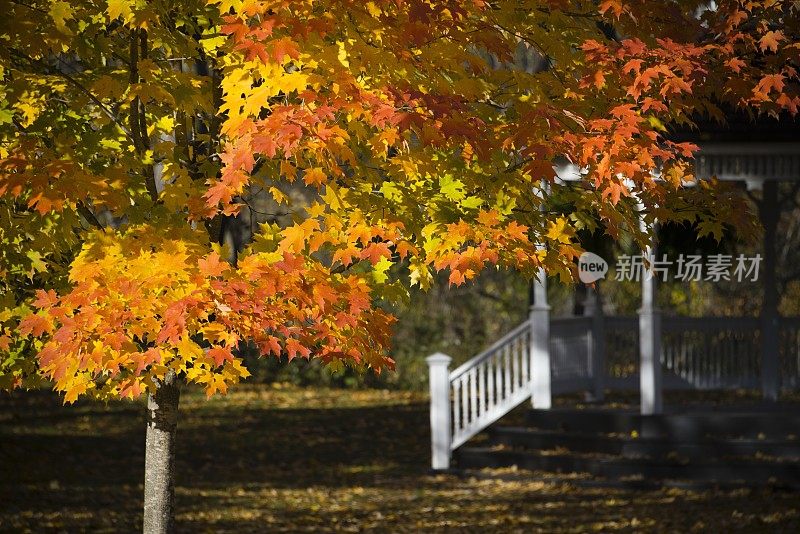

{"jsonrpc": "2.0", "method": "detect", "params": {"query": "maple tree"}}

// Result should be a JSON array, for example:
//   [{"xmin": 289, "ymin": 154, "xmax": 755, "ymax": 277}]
[{"xmin": 0, "ymin": 0, "xmax": 796, "ymax": 530}]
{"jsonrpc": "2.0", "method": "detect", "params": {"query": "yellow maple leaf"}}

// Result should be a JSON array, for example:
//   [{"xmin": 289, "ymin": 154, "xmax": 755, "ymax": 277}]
[
  {"xmin": 365, "ymin": 1, "xmax": 382, "ymax": 17},
  {"xmin": 546, "ymin": 217, "xmax": 574, "ymax": 244},
  {"xmin": 49, "ymin": 1, "xmax": 73, "ymax": 32},
  {"xmin": 107, "ymin": 0, "xmax": 134, "ymax": 22},
  {"xmin": 372, "ymin": 256, "xmax": 392, "ymax": 284}
]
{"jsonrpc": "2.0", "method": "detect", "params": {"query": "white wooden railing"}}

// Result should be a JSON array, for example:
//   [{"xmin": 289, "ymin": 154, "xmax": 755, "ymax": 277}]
[
  {"xmin": 426, "ymin": 313, "xmax": 603, "ymax": 469},
  {"xmin": 603, "ymin": 316, "xmax": 768, "ymax": 390},
  {"xmin": 448, "ymin": 319, "xmax": 532, "ymax": 450},
  {"xmin": 427, "ymin": 312, "xmax": 800, "ymax": 470},
  {"xmin": 661, "ymin": 317, "xmax": 761, "ymax": 389}
]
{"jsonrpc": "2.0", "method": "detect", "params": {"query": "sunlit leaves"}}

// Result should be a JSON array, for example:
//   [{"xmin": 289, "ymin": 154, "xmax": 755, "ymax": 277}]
[
  {"xmin": 22, "ymin": 227, "xmax": 394, "ymax": 400},
  {"xmin": 106, "ymin": 0, "xmax": 137, "ymax": 23},
  {"xmin": 0, "ymin": 0, "xmax": 793, "ymax": 401}
]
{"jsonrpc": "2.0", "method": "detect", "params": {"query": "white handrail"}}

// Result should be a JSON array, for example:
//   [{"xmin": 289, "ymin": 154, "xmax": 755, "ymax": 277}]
[
  {"xmin": 449, "ymin": 319, "xmax": 531, "ymax": 380},
  {"xmin": 449, "ymin": 321, "xmax": 533, "ymax": 450}
]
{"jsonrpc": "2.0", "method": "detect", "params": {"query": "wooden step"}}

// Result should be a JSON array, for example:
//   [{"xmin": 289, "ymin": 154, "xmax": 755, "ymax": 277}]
[
  {"xmin": 457, "ymin": 447, "xmax": 599, "ymax": 474},
  {"xmin": 489, "ymin": 426, "xmax": 800, "ymax": 460},
  {"xmin": 488, "ymin": 427, "xmax": 623, "ymax": 455},
  {"xmin": 456, "ymin": 447, "xmax": 800, "ymax": 487},
  {"xmin": 526, "ymin": 408, "xmax": 800, "ymax": 439}
]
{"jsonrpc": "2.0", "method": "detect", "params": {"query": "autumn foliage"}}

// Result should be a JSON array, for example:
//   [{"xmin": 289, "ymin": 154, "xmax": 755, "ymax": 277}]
[{"xmin": 0, "ymin": 0, "xmax": 796, "ymax": 400}]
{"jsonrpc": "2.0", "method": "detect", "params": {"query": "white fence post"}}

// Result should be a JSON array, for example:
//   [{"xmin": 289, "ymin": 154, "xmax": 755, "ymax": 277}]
[
  {"xmin": 530, "ymin": 270, "xmax": 552, "ymax": 409},
  {"xmin": 426, "ymin": 353, "xmax": 452, "ymax": 470},
  {"xmin": 639, "ymin": 211, "xmax": 663, "ymax": 415}
]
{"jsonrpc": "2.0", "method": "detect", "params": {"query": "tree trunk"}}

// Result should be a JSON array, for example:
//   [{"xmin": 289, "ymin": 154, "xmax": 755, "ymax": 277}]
[{"xmin": 143, "ymin": 375, "xmax": 180, "ymax": 533}]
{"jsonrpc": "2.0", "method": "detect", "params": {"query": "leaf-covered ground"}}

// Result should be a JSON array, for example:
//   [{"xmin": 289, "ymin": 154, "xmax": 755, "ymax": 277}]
[{"xmin": 1, "ymin": 386, "xmax": 799, "ymax": 532}]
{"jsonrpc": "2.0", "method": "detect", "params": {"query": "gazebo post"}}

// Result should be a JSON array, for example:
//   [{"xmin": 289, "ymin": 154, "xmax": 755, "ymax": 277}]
[
  {"xmin": 426, "ymin": 353, "xmax": 452, "ymax": 470},
  {"xmin": 530, "ymin": 268, "xmax": 552, "ymax": 409},
  {"xmin": 585, "ymin": 286, "xmax": 605, "ymax": 402},
  {"xmin": 639, "ymin": 211, "xmax": 663, "ymax": 415},
  {"xmin": 760, "ymin": 179, "xmax": 780, "ymax": 401},
  {"xmin": 530, "ymin": 182, "xmax": 552, "ymax": 410}
]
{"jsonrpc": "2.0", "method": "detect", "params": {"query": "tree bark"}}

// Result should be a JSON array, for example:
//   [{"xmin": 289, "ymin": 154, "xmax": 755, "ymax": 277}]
[{"xmin": 143, "ymin": 375, "xmax": 180, "ymax": 534}]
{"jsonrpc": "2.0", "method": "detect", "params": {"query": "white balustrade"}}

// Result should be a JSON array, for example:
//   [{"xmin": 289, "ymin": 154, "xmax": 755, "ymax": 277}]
[
  {"xmin": 428, "ymin": 312, "xmax": 800, "ymax": 469},
  {"xmin": 444, "ymin": 320, "xmax": 533, "ymax": 451}
]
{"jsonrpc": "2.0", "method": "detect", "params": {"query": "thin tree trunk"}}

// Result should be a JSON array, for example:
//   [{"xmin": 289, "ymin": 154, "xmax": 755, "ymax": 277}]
[{"xmin": 143, "ymin": 374, "xmax": 180, "ymax": 533}]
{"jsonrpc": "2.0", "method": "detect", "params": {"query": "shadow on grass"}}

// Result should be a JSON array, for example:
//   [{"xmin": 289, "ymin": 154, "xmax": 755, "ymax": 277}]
[
  {"xmin": 1, "ymin": 388, "xmax": 430, "ymax": 531},
  {"xmin": 2, "ymin": 387, "xmax": 800, "ymax": 532}
]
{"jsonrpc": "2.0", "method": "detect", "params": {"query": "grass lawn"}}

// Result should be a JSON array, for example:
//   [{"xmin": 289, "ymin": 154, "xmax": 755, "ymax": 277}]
[{"xmin": 1, "ymin": 385, "xmax": 799, "ymax": 532}]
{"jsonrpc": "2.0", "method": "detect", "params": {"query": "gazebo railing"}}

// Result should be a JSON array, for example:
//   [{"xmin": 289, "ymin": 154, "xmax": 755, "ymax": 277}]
[
  {"xmin": 661, "ymin": 316, "xmax": 761, "ymax": 389},
  {"xmin": 427, "ymin": 313, "xmax": 800, "ymax": 469},
  {"xmin": 447, "ymin": 319, "xmax": 532, "ymax": 450},
  {"xmin": 604, "ymin": 316, "xmax": 766, "ymax": 390},
  {"xmin": 445, "ymin": 316, "xmax": 600, "ymax": 451}
]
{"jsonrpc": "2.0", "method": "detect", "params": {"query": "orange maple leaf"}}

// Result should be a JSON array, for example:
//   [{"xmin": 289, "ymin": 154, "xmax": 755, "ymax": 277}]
[
  {"xmin": 360, "ymin": 242, "xmax": 392, "ymax": 265},
  {"xmin": 272, "ymin": 37, "xmax": 300, "ymax": 63},
  {"xmin": 19, "ymin": 314, "xmax": 53, "ymax": 337},
  {"xmin": 198, "ymin": 252, "xmax": 229, "ymax": 277},
  {"xmin": 448, "ymin": 270, "xmax": 466, "ymax": 286},
  {"xmin": 303, "ymin": 168, "xmax": 327, "ymax": 187},
  {"xmin": 759, "ymin": 31, "xmax": 783, "ymax": 53},
  {"xmin": 279, "ymin": 220, "xmax": 319, "ymax": 253},
  {"xmin": 285, "ymin": 338, "xmax": 310, "ymax": 361},
  {"xmin": 207, "ymin": 346, "xmax": 234, "ymax": 367},
  {"xmin": 33, "ymin": 289, "xmax": 59, "ymax": 309},
  {"xmin": 755, "ymin": 74, "xmax": 785, "ymax": 95}
]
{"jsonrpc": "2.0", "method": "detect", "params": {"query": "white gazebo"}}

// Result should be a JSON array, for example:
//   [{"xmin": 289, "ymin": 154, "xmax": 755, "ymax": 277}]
[{"xmin": 426, "ymin": 134, "xmax": 800, "ymax": 470}]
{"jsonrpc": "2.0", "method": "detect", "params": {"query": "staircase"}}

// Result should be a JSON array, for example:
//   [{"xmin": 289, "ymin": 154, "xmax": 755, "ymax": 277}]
[
  {"xmin": 456, "ymin": 406, "xmax": 800, "ymax": 489},
  {"xmin": 426, "ymin": 310, "xmax": 800, "ymax": 486}
]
